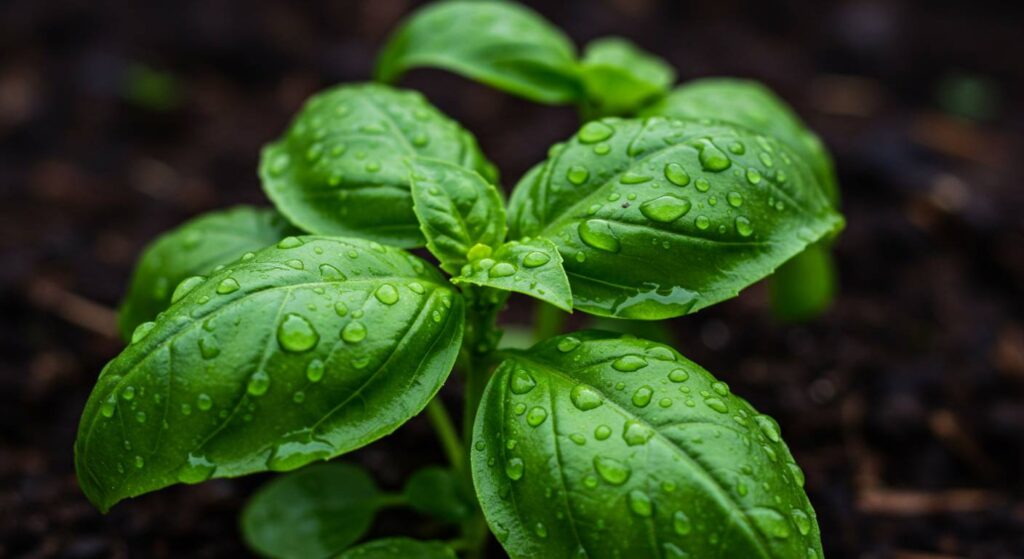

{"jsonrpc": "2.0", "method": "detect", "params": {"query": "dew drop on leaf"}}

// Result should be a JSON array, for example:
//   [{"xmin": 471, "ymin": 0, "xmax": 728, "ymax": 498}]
[
  {"xmin": 489, "ymin": 262, "xmax": 517, "ymax": 278},
  {"xmin": 640, "ymin": 195, "xmax": 692, "ymax": 223},
  {"xmin": 593, "ymin": 456, "xmax": 631, "ymax": 485},
  {"xmin": 319, "ymin": 264, "xmax": 347, "ymax": 281},
  {"xmin": 631, "ymin": 386, "xmax": 654, "ymax": 407},
  {"xmin": 735, "ymin": 216, "xmax": 754, "ymax": 237},
  {"xmin": 673, "ymin": 510, "xmax": 692, "ymax": 535},
  {"xmin": 374, "ymin": 283, "xmax": 400, "ymax": 305},
  {"xmin": 341, "ymin": 320, "xmax": 367, "ymax": 343},
  {"xmin": 505, "ymin": 457, "xmax": 524, "ymax": 481},
  {"xmin": 578, "ymin": 219, "xmax": 621, "ymax": 253},
  {"xmin": 578, "ymin": 121, "xmax": 614, "ymax": 144},
  {"xmin": 664, "ymin": 162, "xmax": 691, "ymax": 186},
  {"xmin": 612, "ymin": 355, "xmax": 648, "ymax": 372},
  {"xmin": 622, "ymin": 419, "xmax": 654, "ymax": 446},
  {"xmin": 570, "ymin": 384, "xmax": 603, "ymax": 411},
  {"xmin": 277, "ymin": 313, "xmax": 319, "ymax": 353},
  {"xmin": 566, "ymin": 165, "xmax": 590, "ymax": 185},
  {"xmin": 523, "ymin": 251, "xmax": 551, "ymax": 268},
  {"xmin": 628, "ymin": 490, "xmax": 654, "ymax": 517},
  {"xmin": 306, "ymin": 358, "xmax": 325, "ymax": 382},
  {"xmin": 526, "ymin": 406, "xmax": 548, "ymax": 427},
  {"xmin": 509, "ymin": 369, "xmax": 537, "ymax": 394},
  {"xmin": 216, "ymin": 277, "xmax": 240, "ymax": 294},
  {"xmin": 247, "ymin": 370, "xmax": 271, "ymax": 397}
]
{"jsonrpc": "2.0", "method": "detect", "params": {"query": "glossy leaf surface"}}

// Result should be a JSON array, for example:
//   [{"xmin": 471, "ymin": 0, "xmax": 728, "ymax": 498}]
[
  {"xmin": 118, "ymin": 206, "xmax": 296, "ymax": 339},
  {"xmin": 453, "ymin": 237, "xmax": 573, "ymax": 312},
  {"xmin": 260, "ymin": 83, "xmax": 495, "ymax": 247},
  {"xmin": 338, "ymin": 538, "xmax": 457, "ymax": 559},
  {"xmin": 241, "ymin": 463, "xmax": 382, "ymax": 559},
  {"xmin": 402, "ymin": 466, "xmax": 474, "ymax": 523},
  {"xmin": 580, "ymin": 37, "xmax": 675, "ymax": 116},
  {"xmin": 472, "ymin": 331, "xmax": 822, "ymax": 559},
  {"xmin": 76, "ymin": 236, "xmax": 464, "ymax": 512},
  {"xmin": 376, "ymin": 1, "xmax": 581, "ymax": 104},
  {"xmin": 408, "ymin": 157, "xmax": 506, "ymax": 275},
  {"xmin": 508, "ymin": 117, "xmax": 844, "ymax": 319},
  {"xmin": 640, "ymin": 78, "xmax": 838, "ymax": 204}
]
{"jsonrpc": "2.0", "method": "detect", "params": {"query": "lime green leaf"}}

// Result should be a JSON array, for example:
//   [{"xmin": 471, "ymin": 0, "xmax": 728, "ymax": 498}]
[
  {"xmin": 580, "ymin": 37, "xmax": 675, "ymax": 117},
  {"xmin": 454, "ymin": 237, "xmax": 573, "ymax": 312},
  {"xmin": 376, "ymin": 1, "xmax": 581, "ymax": 105},
  {"xmin": 75, "ymin": 237, "xmax": 463, "ymax": 512},
  {"xmin": 260, "ymin": 83, "xmax": 496, "ymax": 248},
  {"xmin": 241, "ymin": 463, "xmax": 383, "ymax": 559},
  {"xmin": 118, "ymin": 206, "xmax": 297, "ymax": 340},
  {"xmin": 408, "ymin": 157, "xmax": 507, "ymax": 275},
  {"xmin": 508, "ymin": 117, "xmax": 844, "ymax": 319},
  {"xmin": 472, "ymin": 331, "xmax": 822, "ymax": 558}
]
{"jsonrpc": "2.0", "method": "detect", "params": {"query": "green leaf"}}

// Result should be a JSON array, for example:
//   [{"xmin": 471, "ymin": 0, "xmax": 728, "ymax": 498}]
[
  {"xmin": 260, "ymin": 83, "xmax": 496, "ymax": 248},
  {"xmin": 507, "ymin": 117, "xmax": 844, "ymax": 319},
  {"xmin": 472, "ymin": 331, "xmax": 822, "ymax": 559},
  {"xmin": 408, "ymin": 157, "xmax": 507, "ymax": 276},
  {"xmin": 402, "ymin": 466, "xmax": 474, "ymax": 523},
  {"xmin": 770, "ymin": 241, "xmax": 836, "ymax": 322},
  {"xmin": 376, "ymin": 1, "xmax": 581, "ymax": 105},
  {"xmin": 337, "ymin": 538, "xmax": 457, "ymax": 559},
  {"xmin": 640, "ymin": 78, "xmax": 839, "ymax": 205},
  {"xmin": 75, "ymin": 236, "xmax": 464, "ymax": 512},
  {"xmin": 579, "ymin": 37, "xmax": 675, "ymax": 117},
  {"xmin": 241, "ymin": 463, "xmax": 384, "ymax": 559},
  {"xmin": 453, "ymin": 237, "xmax": 573, "ymax": 312},
  {"xmin": 118, "ymin": 206, "xmax": 297, "ymax": 340}
]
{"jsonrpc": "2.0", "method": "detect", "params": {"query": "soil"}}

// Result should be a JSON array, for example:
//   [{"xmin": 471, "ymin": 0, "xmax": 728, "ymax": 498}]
[{"xmin": 2, "ymin": 0, "xmax": 1023, "ymax": 557}]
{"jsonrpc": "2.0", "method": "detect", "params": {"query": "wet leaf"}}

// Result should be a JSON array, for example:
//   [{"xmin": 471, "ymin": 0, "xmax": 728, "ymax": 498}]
[
  {"xmin": 260, "ymin": 83, "xmax": 495, "ymax": 248},
  {"xmin": 507, "ymin": 117, "xmax": 844, "ymax": 319},
  {"xmin": 472, "ymin": 331, "xmax": 822, "ymax": 559},
  {"xmin": 76, "ymin": 237, "xmax": 463, "ymax": 512},
  {"xmin": 579, "ymin": 37, "xmax": 675, "ymax": 117},
  {"xmin": 453, "ymin": 237, "xmax": 572, "ymax": 312}
]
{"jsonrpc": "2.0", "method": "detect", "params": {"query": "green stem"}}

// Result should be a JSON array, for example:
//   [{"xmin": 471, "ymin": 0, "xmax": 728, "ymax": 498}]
[
  {"xmin": 426, "ymin": 398, "xmax": 464, "ymax": 473},
  {"xmin": 534, "ymin": 301, "xmax": 568, "ymax": 342}
]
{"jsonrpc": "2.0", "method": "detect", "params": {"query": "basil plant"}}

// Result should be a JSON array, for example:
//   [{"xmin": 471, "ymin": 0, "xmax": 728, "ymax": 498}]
[{"xmin": 76, "ymin": 2, "xmax": 844, "ymax": 558}]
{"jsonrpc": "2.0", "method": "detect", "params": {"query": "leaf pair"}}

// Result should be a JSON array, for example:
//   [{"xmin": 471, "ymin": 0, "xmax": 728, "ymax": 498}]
[{"xmin": 376, "ymin": 1, "xmax": 675, "ymax": 116}]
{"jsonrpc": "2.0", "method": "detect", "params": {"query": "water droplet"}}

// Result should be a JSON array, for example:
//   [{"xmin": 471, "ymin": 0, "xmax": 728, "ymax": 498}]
[
  {"xmin": 306, "ymin": 358, "xmax": 325, "ymax": 382},
  {"xmin": 100, "ymin": 395, "xmax": 116, "ymax": 418},
  {"xmin": 664, "ymin": 162, "xmax": 691, "ymax": 186},
  {"xmin": 523, "ymin": 251, "xmax": 551, "ymax": 268},
  {"xmin": 579, "ymin": 121, "xmax": 614, "ymax": 144},
  {"xmin": 750, "ymin": 508, "xmax": 792, "ymax": 539},
  {"xmin": 341, "ymin": 321, "xmax": 367, "ymax": 343},
  {"xmin": 509, "ymin": 369, "xmax": 537, "ymax": 394},
  {"xmin": 695, "ymin": 215, "xmax": 711, "ymax": 230},
  {"xmin": 612, "ymin": 355, "xmax": 648, "ymax": 372},
  {"xmin": 696, "ymin": 141, "xmax": 731, "ymax": 171},
  {"xmin": 630, "ymin": 387, "xmax": 653, "ymax": 409},
  {"xmin": 735, "ymin": 216, "xmax": 754, "ymax": 237},
  {"xmin": 729, "ymin": 141, "xmax": 746, "ymax": 154},
  {"xmin": 569, "ymin": 433, "xmax": 586, "ymax": 445},
  {"xmin": 505, "ymin": 457, "xmax": 524, "ymax": 480},
  {"xmin": 792, "ymin": 508, "xmax": 812, "ymax": 536},
  {"xmin": 593, "ymin": 456, "xmax": 631, "ymax": 485},
  {"xmin": 594, "ymin": 425, "xmax": 612, "ymax": 440},
  {"xmin": 622, "ymin": 419, "xmax": 654, "ymax": 446},
  {"xmin": 566, "ymin": 165, "xmax": 589, "ymax": 185},
  {"xmin": 746, "ymin": 168, "xmax": 762, "ymax": 185},
  {"xmin": 198, "ymin": 336, "xmax": 220, "ymax": 359},
  {"xmin": 593, "ymin": 142, "xmax": 611, "ymax": 155},
  {"xmin": 333, "ymin": 301, "xmax": 349, "ymax": 317},
  {"xmin": 727, "ymin": 191, "xmax": 744, "ymax": 207},
  {"xmin": 705, "ymin": 397, "xmax": 728, "ymax": 414},
  {"xmin": 171, "ymin": 276, "xmax": 205, "ymax": 304},
  {"xmin": 319, "ymin": 264, "xmax": 347, "ymax": 281},
  {"xmin": 640, "ymin": 195, "xmax": 692, "ymax": 223},
  {"xmin": 197, "ymin": 393, "xmax": 213, "ymax": 411},
  {"xmin": 180, "ymin": 403, "xmax": 192, "ymax": 415},
  {"xmin": 621, "ymin": 171, "xmax": 652, "ymax": 184},
  {"xmin": 668, "ymin": 368, "xmax": 690, "ymax": 382},
  {"xmin": 269, "ymin": 153, "xmax": 290, "ymax": 176},
  {"xmin": 374, "ymin": 284, "xmax": 400, "ymax": 305},
  {"xmin": 788, "ymin": 463, "xmax": 806, "ymax": 487},
  {"xmin": 570, "ymin": 384, "xmax": 603, "ymax": 411},
  {"xmin": 694, "ymin": 178, "xmax": 711, "ymax": 193},
  {"xmin": 628, "ymin": 490, "xmax": 653, "ymax": 517},
  {"xmin": 756, "ymin": 415, "xmax": 782, "ymax": 442},
  {"xmin": 247, "ymin": 370, "xmax": 270, "ymax": 396},
  {"xmin": 489, "ymin": 262, "xmax": 516, "ymax": 278},
  {"xmin": 277, "ymin": 236, "xmax": 303, "ymax": 249},
  {"xmin": 534, "ymin": 522, "xmax": 548, "ymax": 539},
  {"xmin": 177, "ymin": 453, "xmax": 216, "ymax": 484},
  {"xmin": 711, "ymin": 381, "xmax": 730, "ymax": 396},
  {"xmin": 526, "ymin": 406, "xmax": 548, "ymax": 427},
  {"xmin": 557, "ymin": 336, "xmax": 581, "ymax": 352},
  {"xmin": 285, "ymin": 259, "xmax": 304, "ymax": 270},
  {"xmin": 673, "ymin": 510, "xmax": 692, "ymax": 535},
  {"xmin": 277, "ymin": 313, "xmax": 319, "ymax": 353},
  {"xmin": 215, "ymin": 277, "xmax": 240, "ymax": 295},
  {"xmin": 576, "ymin": 219, "xmax": 619, "ymax": 253}
]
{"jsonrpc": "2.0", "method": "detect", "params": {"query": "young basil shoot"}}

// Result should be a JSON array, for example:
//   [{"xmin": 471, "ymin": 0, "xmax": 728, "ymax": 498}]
[{"xmin": 76, "ymin": 3, "xmax": 845, "ymax": 557}]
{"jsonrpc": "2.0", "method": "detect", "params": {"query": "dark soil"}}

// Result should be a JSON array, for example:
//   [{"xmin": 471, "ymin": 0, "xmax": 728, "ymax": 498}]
[{"xmin": 2, "ymin": 0, "xmax": 1023, "ymax": 557}]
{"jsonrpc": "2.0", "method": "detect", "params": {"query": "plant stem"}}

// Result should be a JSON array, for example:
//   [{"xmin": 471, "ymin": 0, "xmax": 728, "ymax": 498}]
[
  {"xmin": 534, "ymin": 301, "xmax": 568, "ymax": 342},
  {"xmin": 426, "ymin": 398, "xmax": 464, "ymax": 473}
]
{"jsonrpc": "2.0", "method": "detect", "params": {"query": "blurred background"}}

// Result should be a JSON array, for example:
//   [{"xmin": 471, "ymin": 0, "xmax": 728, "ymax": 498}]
[{"xmin": 1, "ymin": 0, "xmax": 1022, "ymax": 557}]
